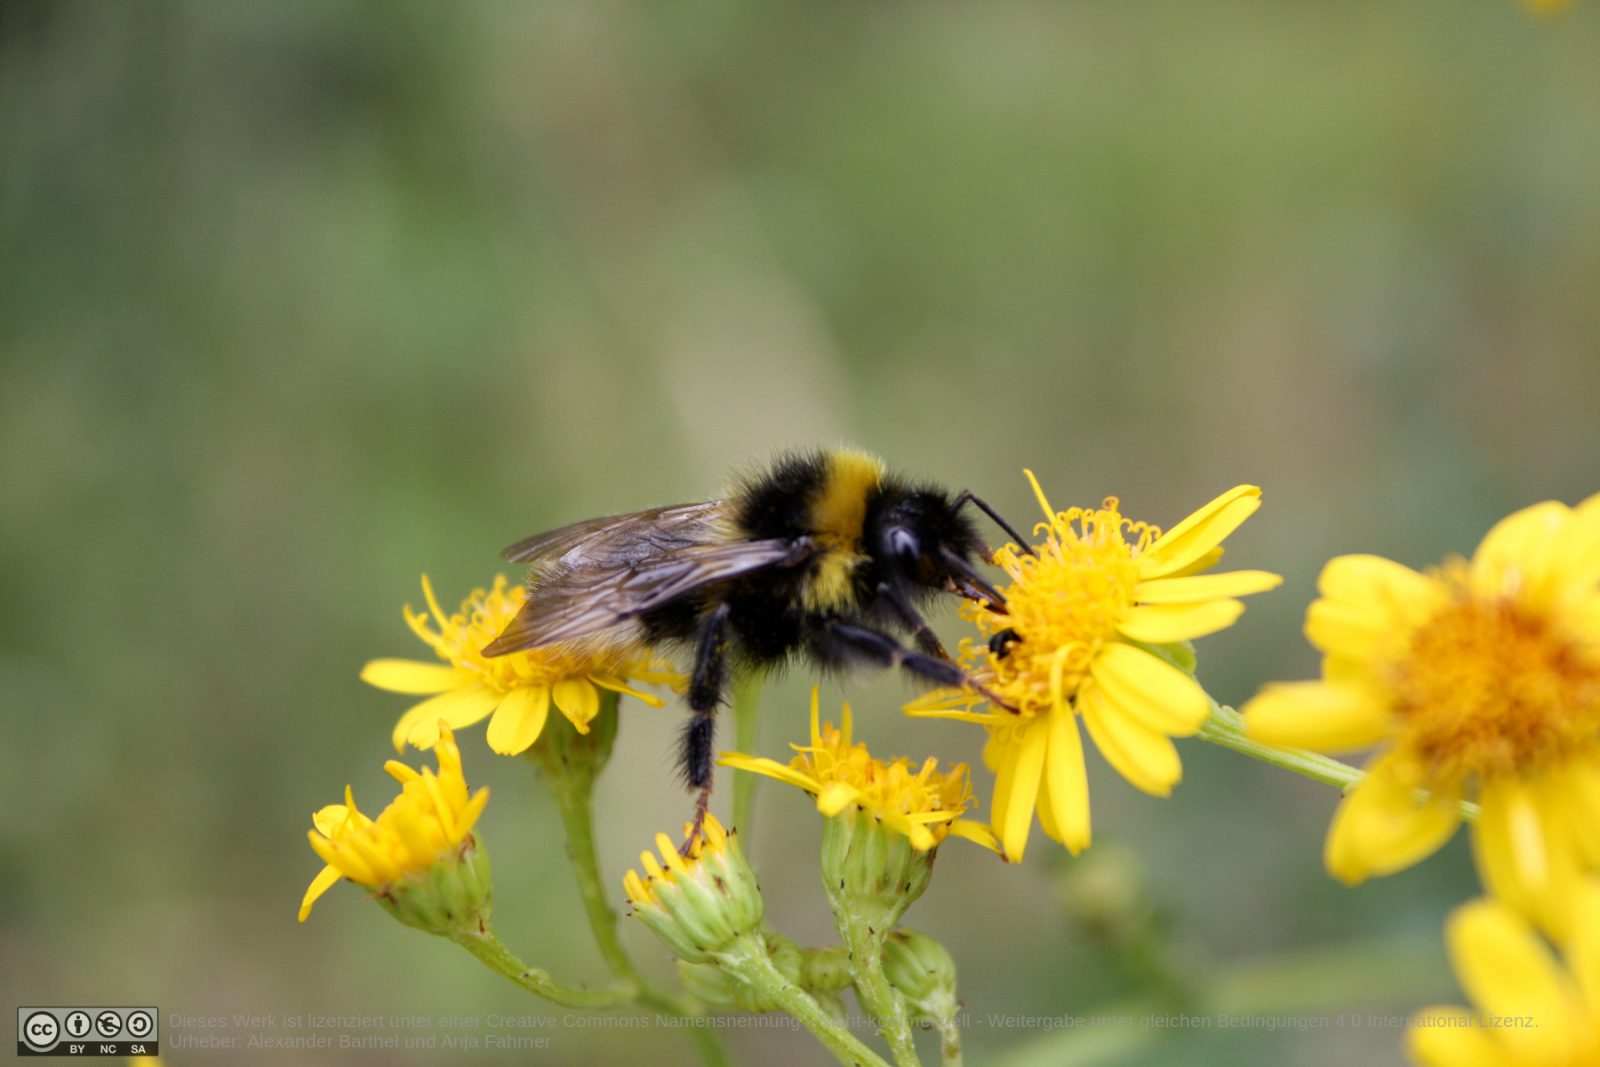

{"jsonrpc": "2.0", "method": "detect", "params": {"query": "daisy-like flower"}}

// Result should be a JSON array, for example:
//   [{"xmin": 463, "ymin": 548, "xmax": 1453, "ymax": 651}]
[
  {"xmin": 720, "ymin": 688, "xmax": 999, "ymax": 853},
  {"xmin": 622, "ymin": 813, "xmax": 763, "ymax": 963},
  {"xmin": 299, "ymin": 723, "xmax": 490, "ymax": 926},
  {"xmin": 1408, "ymin": 885, "xmax": 1600, "ymax": 1067},
  {"xmin": 1243, "ymin": 495, "xmax": 1600, "ymax": 934},
  {"xmin": 363, "ymin": 575, "xmax": 680, "ymax": 755},
  {"xmin": 909, "ymin": 473, "xmax": 1280, "ymax": 861}
]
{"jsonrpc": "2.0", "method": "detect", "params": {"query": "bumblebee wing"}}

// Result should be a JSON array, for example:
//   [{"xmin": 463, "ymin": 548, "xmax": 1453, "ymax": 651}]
[
  {"xmin": 482, "ymin": 537, "xmax": 813, "ymax": 656},
  {"xmin": 501, "ymin": 501, "xmax": 724, "ymax": 564}
]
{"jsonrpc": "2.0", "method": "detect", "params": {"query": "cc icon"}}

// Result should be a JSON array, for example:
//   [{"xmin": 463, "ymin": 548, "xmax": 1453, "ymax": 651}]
[{"xmin": 22, "ymin": 1011, "xmax": 60, "ymax": 1052}]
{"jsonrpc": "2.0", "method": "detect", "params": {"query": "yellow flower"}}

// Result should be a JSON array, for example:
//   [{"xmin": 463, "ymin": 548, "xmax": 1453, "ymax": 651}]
[
  {"xmin": 622, "ymin": 813, "xmax": 764, "ymax": 962},
  {"xmin": 1243, "ymin": 495, "xmax": 1600, "ymax": 934},
  {"xmin": 1408, "ymin": 886, "xmax": 1600, "ymax": 1067},
  {"xmin": 299, "ymin": 723, "xmax": 490, "ymax": 922},
  {"xmin": 363, "ymin": 575, "xmax": 680, "ymax": 755},
  {"xmin": 909, "ymin": 473, "xmax": 1280, "ymax": 861},
  {"xmin": 720, "ymin": 688, "xmax": 998, "ymax": 853}
]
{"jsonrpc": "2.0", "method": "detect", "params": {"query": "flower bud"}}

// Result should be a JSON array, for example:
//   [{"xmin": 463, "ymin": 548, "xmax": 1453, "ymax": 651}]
[{"xmin": 622, "ymin": 814, "xmax": 763, "ymax": 963}]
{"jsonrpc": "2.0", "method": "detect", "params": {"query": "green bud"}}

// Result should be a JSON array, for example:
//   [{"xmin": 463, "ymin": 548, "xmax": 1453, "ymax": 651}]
[
  {"xmin": 882, "ymin": 928, "xmax": 959, "ymax": 1022},
  {"xmin": 623, "ymin": 815, "xmax": 764, "ymax": 964},
  {"xmin": 821, "ymin": 806, "xmax": 935, "ymax": 934},
  {"xmin": 376, "ymin": 840, "xmax": 494, "ymax": 936},
  {"xmin": 526, "ymin": 690, "xmax": 619, "ymax": 785}
]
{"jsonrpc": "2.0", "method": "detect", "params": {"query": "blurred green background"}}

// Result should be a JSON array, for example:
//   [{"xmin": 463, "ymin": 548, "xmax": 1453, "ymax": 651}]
[{"xmin": 4, "ymin": 2, "xmax": 1598, "ymax": 1064}]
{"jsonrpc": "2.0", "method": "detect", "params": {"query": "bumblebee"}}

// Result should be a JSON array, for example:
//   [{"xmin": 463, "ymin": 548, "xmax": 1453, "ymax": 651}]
[{"xmin": 484, "ymin": 447, "xmax": 1027, "ymax": 834}]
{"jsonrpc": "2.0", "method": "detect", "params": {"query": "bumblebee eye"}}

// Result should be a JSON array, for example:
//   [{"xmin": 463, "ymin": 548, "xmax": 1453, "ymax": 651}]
[{"xmin": 888, "ymin": 527, "xmax": 921, "ymax": 562}]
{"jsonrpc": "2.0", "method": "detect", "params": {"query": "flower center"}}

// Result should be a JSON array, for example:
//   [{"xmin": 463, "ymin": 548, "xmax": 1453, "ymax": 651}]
[
  {"xmin": 973, "ymin": 499, "xmax": 1152, "ymax": 716},
  {"xmin": 796, "ymin": 724, "xmax": 973, "ymax": 818},
  {"xmin": 1390, "ymin": 577, "xmax": 1600, "ymax": 785},
  {"xmin": 410, "ymin": 577, "xmax": 624, "ymax": 691}
]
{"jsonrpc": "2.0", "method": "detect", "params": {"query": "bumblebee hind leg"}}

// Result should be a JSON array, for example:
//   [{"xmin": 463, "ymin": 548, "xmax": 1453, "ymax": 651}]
[{"xmin": 680, "ymin": 602, "xmax": 731, "ymax": 854}]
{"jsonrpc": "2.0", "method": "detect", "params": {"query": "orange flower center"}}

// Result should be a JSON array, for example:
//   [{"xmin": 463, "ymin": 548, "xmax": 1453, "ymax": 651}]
[
  {"xmin": 1391, "ymin": 580, "xmax": 1600, "ymax": 785},
  {"xmin": 969, "ymin": 499, "xmax": 1154, "ymax": 716}
]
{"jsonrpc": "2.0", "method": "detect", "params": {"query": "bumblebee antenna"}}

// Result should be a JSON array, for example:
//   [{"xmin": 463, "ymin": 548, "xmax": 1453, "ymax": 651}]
[{"xmin": 952, "ymin": 490, "xmax": 1036, "ymax": 557}]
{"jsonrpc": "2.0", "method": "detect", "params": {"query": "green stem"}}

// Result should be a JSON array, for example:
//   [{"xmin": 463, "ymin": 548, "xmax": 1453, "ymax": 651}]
[
  {"xmin": 533, "ymin": 698, "xmax": 733, "ymax": 1067},
  {"xmin": 549, "ymin": 773, "xmax": 640, "ymax": 980},
  {"xmin": 935, "ymin": 1016, "xmax": 962, "ymax": 1067},
  {"xmin": 448, "ymin": 925, "xmax": 633, "ymax": 1009},
  {"xmin": 717, "ymin": 933, "xmax": 894, "ymax": 1067},
  {"xmin": 732, "ymin": 676, "xmax": 762, "ymax": 836},
  {"xmin": 1197, "ymin": 703, "xmax": 1479, "ymax": 822},
  {"xmin": 839, "ymin": 915, "xmax": 924, "ymax": 1067}
]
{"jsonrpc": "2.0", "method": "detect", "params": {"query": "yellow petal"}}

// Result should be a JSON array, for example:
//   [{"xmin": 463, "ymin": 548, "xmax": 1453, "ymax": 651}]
[
  {"xmin": 360, "ymin": 659, "xmax": 459, "ymax": 695},
  {"xmin": 1242, "ymin": 681, "xmax": 1392, "ymax": 753},
  {"xmin": 1557, "ymin": 493, "xmax": 1600, "ymax": 589},
  {"xmin": 1140, "ymin": 486, "xmax": 1261, "ymax": 580},
  {"xmin": 1163, "ymin": 546, "xmax": 1225, "ymax": 579},
  {"xmin": 552, "ymin": 679, "xmax": 601, "ymax": 733},
  {"xmin": 1304, "ymin": 599, "xmax": 1394, "ymax": 660},
  {"xmin": 1472, "ymin": 777, "xmax": 1588, "ymax": 939},
  {"xmin": 1089, "ymin": 642, "xmax": 1210, "ymax": 736},
  {"xmin": 947, "ymin": 819, "xmax": 1004, "ymax": 855},
  {"xmin": 1404, "ymin": 1007, "xmax": 1503, "ymax": 1067},
  {"xmin": 394, "ymin": 684, "xmax": 500, "ymax": 752},
  {"xmin": 590, "ymin": 675, "xmax": 668, "ymax": 708},
  {"xmin": 1043, "ymin": 705, "xmax": 1090, "ymax": 854},
  {"xmin": 298, "ymin": 864, "xmax": 343, "ymax": 922},
  {"xmin": 1554, "ymin": 756, "xmax": 1600, "ymax": 869},
  {"xmin": 311, "ymin": 804, "xmax": 350, "ymax": 837},
  {"xmin": 1317, "ymin": 554, "xmax": 1442, "ymax": 618},
  {"xmin": 816, "ymin": 781, "xmax": 860, "ymax": 817},
  {"xmin": 1134, "ymin": 570, "xmax": 1283, "ymax": 604},
  {"xmin": 718, "ymin": 752, "xmax": 822, "ymax": 794},
  {"xmin": 1081, "ymin": 685, "xmax": 1182, "ymax": 797},
  {"xmin": 1568, "ymin": 883, "xmax": 1600, "ymax": 1017},
  {"xmin": 995, "ymin": 718, "xmax": 1047, "ymax": 862},
  {"xmin": 1447, "ymin": 898, "xmax": 1583, "ymax": 1061},
  {"xmin": 1324, "ymin": 756, "xmax": 1461, "ymax": 884},
  {"xmin": 1471, "ymin": 501, "xmax": 1570, "ymax": 600},
  {"xmin": 1118, "ymin": 600, "xmax": 1245, "ymax": 645},
  {"xmin": 485, "ymin": 685, "xmax": 551, "ymax": 755}
]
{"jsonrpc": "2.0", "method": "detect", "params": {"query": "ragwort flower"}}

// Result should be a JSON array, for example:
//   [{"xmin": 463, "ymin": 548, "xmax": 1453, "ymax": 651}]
[
  {"xmin": 910, "ymin": 473, "xmax": 1280, "ymax": 861},
  {"xmin": 622, "ymin": 813, "xmax": 763, "ymax": 963},
  {"xmin": 720, "ymin": 688, "xmax": 998, "ymax": 853},
  {"xmin": 1243, "ymin": 495, "xmax": 1600, "ymax": 934},
  {"xmin": 363, "ymin": 575, "xmax": 680, "ymax": 756},
  {"xmin": 1408, "ymin": 886, "xmax": 1600, "ymax": 1067},
  {"xmin": 299, "ymin": 723, "xmax": 491, "ymax": 928}
]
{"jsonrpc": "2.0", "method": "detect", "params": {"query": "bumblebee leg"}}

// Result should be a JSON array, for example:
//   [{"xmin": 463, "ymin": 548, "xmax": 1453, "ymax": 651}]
[
  {"xmin": 681, "ymin": 602, "xmax": 731, "ymax": 854},
  {"xmin": 876, "ymin": 581, "xmax": 950, "ymax": 660},
  {"xmin": 819, "ymin": 619, "xmax": 1016, "ymax": 711}
]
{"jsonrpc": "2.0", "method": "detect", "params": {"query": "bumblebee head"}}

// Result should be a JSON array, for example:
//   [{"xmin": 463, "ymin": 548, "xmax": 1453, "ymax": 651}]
[{"xmin": 875, "ymin": 489, "xmax": 1004, "ymax": 609}]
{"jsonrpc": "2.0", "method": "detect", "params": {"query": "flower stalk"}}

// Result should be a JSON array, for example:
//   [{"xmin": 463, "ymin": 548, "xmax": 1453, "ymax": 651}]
[{"xmin": 1198, "ymin": 702, "xmax": 1480, "ymax": 822}]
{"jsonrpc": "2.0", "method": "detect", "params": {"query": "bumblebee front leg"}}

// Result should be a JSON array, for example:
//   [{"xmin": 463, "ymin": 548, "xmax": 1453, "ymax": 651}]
[
  {"xmin": 877, "ymin": 580, "xmax": 950, "ymax": 660},
  {"xmin": 680, "ymin": 602, "xmax": 731, "ymax": 853},
  {"xmin": 819, "ymin": 619, "xmax": 1015, "ymax": 710}
]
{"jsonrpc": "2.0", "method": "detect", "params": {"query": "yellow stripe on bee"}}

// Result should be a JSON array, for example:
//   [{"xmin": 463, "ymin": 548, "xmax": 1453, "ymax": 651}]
[{"xmin": 804, "ymin": 449, "xmax": 884, "ymax": 610}]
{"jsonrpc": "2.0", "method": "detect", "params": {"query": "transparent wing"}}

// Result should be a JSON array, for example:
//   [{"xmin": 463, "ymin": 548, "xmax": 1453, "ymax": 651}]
[
  {"xmin": 501, "ymin": 501, "xmax": 725, "ymax": 564},
  {"xmin": 483, "ymin": 534, "xmax": 813, "ymax": 656}
]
